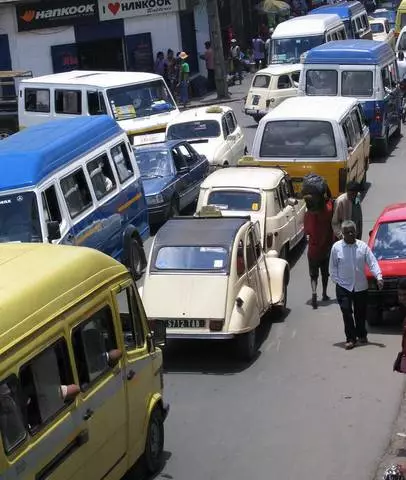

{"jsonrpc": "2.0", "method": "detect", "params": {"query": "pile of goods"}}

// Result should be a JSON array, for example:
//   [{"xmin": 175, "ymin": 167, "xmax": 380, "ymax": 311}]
[{"xmin": 301, "ymin": 173, "xmax": 331, "ymax": 212}]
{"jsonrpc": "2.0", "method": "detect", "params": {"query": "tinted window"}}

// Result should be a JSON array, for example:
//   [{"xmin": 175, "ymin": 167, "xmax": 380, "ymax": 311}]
[
  {"xmin": 277, "ymin": 75, "xmax": 291, "ymax": 89},
  {"xmin": 373, "ymin": 221, "xmax": 406, "ymax": 260},
  {"xmin": 0, "ymin": 377, "xmax": 26, "ymax": 454},
  {"xmin": 87, "ymin": 154, "xmax": 116, "ymax": 200},
  {"xmin": 60, "ymin": 169, "xmax": 93, "ymax": 218},
  {"xmin": 155, "ymin": 246, "xmax": 228, "ymax": 271},
  {"xmin": 111, "ymin": 143, "xmax": 134, "ymax": 183},
  {"xmin": 55, "ymin": 90, "xmax": 82, "ymax": 115},
  {"xmin": 342, "ymin": 71, "xmax": 373, "ymax": 97},
  {"xmin": 351, "ymin": 110, "xmax": 362, "ymax": 141},
  {"xmin": 116, "ymin": 287, "xmax": 145, "ymax": 350},
  {"xmin": 344, "ymin": 117, "xmax": 357, "ymax": 147},
  {"xmin": 222, "ymin": 117, "xmax": 229, "ymax": 139},
  {"xmin": 225, "ymin": 112, "xmax": 236, "ymax": 133},
  {"xmin": 135, "ymin": 148, "xmax": 173, "ymax": 178},
  {"xmin": 306, "ymin": 70, "xmax": 338, "ymax": 95},
  {"xmin": 208, "ymin": 190, "xmax": 261, "ymax": 211},
  {"xmin": 87, "ymin": 91, "xmax": 107, "ymax": 116},
  {"xmin": 42, "ymin": 186, "xmax": 62, "ymax": 224},
  {"xmin": 25, "ymin": 88, "xmax": 50, "ymax": 113},
  {"xmin": 260, "ymin": 120, "xmax": 336, "ymax": 157},
  {"xmin": 371, "ymin": 22, "xmax": 384, "ymax": 33},
  {"xmin": 167, "ymin": 120, "xmax": 221, "ymax": 140},
  {"xmin": 253, "ymin": 74, "xmax": 271, "ymax": 88}
]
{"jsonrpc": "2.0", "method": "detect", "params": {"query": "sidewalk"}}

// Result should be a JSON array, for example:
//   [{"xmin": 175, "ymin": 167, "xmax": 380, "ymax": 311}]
[{"xmin": 181, "ymin": 73, "xmax": 252, "ymax": 111}]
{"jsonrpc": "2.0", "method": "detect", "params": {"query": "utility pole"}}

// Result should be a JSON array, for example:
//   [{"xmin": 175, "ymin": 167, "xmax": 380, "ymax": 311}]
[{"xmin": 206, "ymin": 0, "xmax": 229, "ymax": 99}]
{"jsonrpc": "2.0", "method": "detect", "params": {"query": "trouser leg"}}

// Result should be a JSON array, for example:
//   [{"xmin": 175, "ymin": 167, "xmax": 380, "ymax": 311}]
[
  {"xmin": 353, "ymin": 290, "xmax": 368, "ymax": 339},
  {"xmin": 336, "ymin": 285, "xmax": 356, "ymax": 342}
]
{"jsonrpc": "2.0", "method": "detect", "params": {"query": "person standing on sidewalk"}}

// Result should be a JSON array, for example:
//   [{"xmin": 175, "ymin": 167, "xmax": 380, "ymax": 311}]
[
  {"xmin": 200, "ymin": 41, "xmax": 215, "ymax": 91},
  {"xmin": 332, "ymin": 181, "xmax": 363, "ymax": 240},
  {"xmin": 329, "ymin": 220, "xmax": 383, "ymax": 350},
  {"xmin": 230, "ymin": 38, "xmax": 242, "ymax": 85},
  {"xmin": 304, "ymin": 195, "xmax": 334, "ymax": 309},
  {"xmin": 178, "ymin": 52, "xmax": 190, "ymax": 108}
]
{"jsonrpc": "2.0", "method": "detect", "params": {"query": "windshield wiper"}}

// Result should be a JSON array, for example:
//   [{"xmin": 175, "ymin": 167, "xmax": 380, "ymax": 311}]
[{"xmin": 142, "ymin": 174, "xmax": 164, "ymax": 179}]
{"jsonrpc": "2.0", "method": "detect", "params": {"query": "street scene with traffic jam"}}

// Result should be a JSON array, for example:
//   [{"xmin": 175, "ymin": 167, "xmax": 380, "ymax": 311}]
[{"xmin": 3, "ymin": 0, "xmax": 406, "ymax": 478}]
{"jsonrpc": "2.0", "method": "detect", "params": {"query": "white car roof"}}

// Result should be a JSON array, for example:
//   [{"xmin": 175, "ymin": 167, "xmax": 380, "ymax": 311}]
[
  {"xmin": 272, "ymin": 14, "xmax": 342, "ymax": 38},
  {"xmin": 369, "ymin": 17, "xmax": 386, "ymax": 24},
  {"xmin": 261, "ymin": 96, "xmax": 358, "ymax": 122},
  {"xmin": 22, "ymin": 70, "xmax": 162, "ymax": 88},
  {"xmin": 201, "ymin": 167, "xmax": 284, "ymax": 190},
  {"xmin": 254, "ymin": 64, "xmax": 303, "ymax": 76},
  {"xmin": 167, "ymin": 105, "xmax": 232, "ymax": 125}
]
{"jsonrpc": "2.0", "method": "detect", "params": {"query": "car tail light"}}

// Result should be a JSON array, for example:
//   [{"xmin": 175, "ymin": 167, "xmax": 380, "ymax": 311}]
[
  {"xmin": 209, "ymin": 320, "xmax": 224, "ymax": 331},
  {"xmin": 375, "ymin": 104, "xmax": 382, "ymax": 122},
  {"xmin": 339, "ymin": 168, "xmax": 347, "ymax": 193},
  {"xmin": 266, "ymin": 233, "xmax": 273, "ymax": 249}
]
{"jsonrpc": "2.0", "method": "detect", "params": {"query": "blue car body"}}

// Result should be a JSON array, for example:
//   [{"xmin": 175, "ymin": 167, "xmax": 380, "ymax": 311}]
[
  {"xmin": 0, "ymin": 116, "xmax": 149, "ymax": 267},
  {"xmin": 134, "ymin": 140, "xmax": 210, "ymax": 224}
]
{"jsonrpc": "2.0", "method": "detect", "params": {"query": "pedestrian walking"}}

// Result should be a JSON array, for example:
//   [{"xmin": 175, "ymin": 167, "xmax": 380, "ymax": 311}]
[
  {"xmin": 200, "ymin": 41, "xmax": 215, "ymax": 91},
  {"xmin": 178, "ymin": 51, "xmax": 190, "ymax": 107},
  {"xmin": 265, "ymin": 28, "xmax": 274, "ymax": 65},
  {"xmin": 304, "ymin": 196, "xmax": 334, "ymax": 309},
  {"xmin": 332, "ymin": 181, "xmax": 363, "ymax": 240},
  {"xmin": 166, "ymin": 49, "xmax": 177, "ymax": 94},
  {"xmin": 393, "ymin": 279, "xmax": 406, "ymax": 374},
  {"xmin": 252, "ymin": 33, "xmax": 265, "ymax": 70},
  {"xmin": 329, "ymin": 220, "xmax": 383, "ymax": 350},
  {"xmin": 230, "ymin": 38, "xmax": 242, "ymax": 84}
]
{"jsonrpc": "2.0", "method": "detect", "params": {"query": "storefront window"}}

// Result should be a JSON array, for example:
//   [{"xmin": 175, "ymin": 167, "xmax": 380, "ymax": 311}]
[{"xmin": 107, "ymin": 80, "xmax": 176, "ymax": 120}]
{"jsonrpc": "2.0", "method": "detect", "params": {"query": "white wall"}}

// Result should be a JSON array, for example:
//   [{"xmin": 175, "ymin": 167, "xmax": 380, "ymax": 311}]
[
  {"xmin": 194, "ymin": 2, "xmax": 210, "ymax": 74},
  {"xmin": 0, "ymin": 5, "xmax": 75, "ymax": 76}
]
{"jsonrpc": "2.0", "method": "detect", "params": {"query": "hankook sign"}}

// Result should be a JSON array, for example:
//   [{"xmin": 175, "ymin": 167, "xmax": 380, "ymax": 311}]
[
  {"xmin": 98, "ymin": 0, "xmax": 178, "ymax": 21},
  {"xmin": 16, "ymin": 0, "xmax": 99, "ymax": 31}
]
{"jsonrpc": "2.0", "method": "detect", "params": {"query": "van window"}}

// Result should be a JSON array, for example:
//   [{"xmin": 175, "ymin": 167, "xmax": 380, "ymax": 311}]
[
  {"xmin": 20, "ymin": 340, "xmax": 73, "ymax": 433},
  {"xmin": 87, "ymin": 154, "xmax": 116, "ymax": 201},
  {"xmin": 42, "ymin": 185, "xmax": 62, "ymax": 224},
  {"xmin": 382, "ymin": 64, "xmax": 397, "ymax": 92},
  {"xmin": 277, "ymin": 75, "xmax": 291, "ymax": 89},
  {"xmin": 60, "ymin": 168, "xmax": 93, "ymax": 219},
  {"xmin": 111, "ymin": 143, "xmax": 134, "ymax": 183},
  {"xmin": 25, "ymin": 88, "xmax": 50, "ymax": 113},
  {"xmin": 72, "ymin": 306, "xmax": 117, "ymax": 389},
  {"xmin": 343, "ymin": 117, "xmax": 357, "ymax": 147},
  {"xmin": 342, "ymin": 71, "xmax": 373, "ymax": 97},
  {"xmin": 337, "ymin": 29, "xmax": 345, "ymax": 40},
  {"xmin": 350, "ymin": 111, "xmax": 362, "ymax": 142},
  {"xmin": 0, "ymin": 377, "xmax": 26, "ymax": 454},
  {"xmin": 356, "ymin": 106, "xmax": 366, "ymax": 130},
  {"xmin": 117, "ymin": 287, "xmax": 145, "ymax": 350},
  {"xmin": 253, "ymin": 74, "xmax": 271, "ymax": 88},
  {"xmin": 356, "ymin": 17, "xmax": 362, "ymax": 31},
  {"xmin": 260, "ymin": 120, "xmax": 336, "ymax": 157},
  {"xmin": 306, "ymin": 70, "xmax": 338, "ymax": 95},
  {"xmin": 55, "ymin": 90, "xmax": 82, "ymax": 115},
  {"xmin": 87, "ymin": 91, "xmax": 107, "ymax": 116}
]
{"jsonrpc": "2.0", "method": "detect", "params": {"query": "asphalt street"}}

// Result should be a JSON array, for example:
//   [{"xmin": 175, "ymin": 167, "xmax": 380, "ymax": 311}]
[{"xmin": 140, "ymin": 87, "xmax": 406, "ymax": 480}]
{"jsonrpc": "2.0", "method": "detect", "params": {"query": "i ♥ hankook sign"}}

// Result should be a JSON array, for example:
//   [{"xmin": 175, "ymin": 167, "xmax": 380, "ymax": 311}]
[{"xmin": 98, "ymin": 0, "xmax": 178, "ymax": 20}]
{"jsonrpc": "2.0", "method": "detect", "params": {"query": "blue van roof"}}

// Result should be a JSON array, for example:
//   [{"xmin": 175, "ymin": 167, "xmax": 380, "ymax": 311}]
[
  {"xmin": 304, "ymin": 39, "xmax": 394, "ymax": 65},
  {"xmin": 0, "ymin": 116, "xmax": 122, "ymax": 192},
  {"xmin": 309, "ymin": 1, "xmax": 365, "ymax": 19}
]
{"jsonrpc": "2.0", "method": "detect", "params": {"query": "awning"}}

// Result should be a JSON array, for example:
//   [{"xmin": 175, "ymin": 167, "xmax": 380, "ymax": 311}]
[{"xmin": 257, "ymin": 0, "xmax": 291, "ymax": 14}]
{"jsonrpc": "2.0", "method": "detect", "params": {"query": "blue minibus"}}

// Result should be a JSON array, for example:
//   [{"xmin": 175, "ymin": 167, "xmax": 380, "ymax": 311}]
[
  {"xmin": 309, "ymin": 1, "xmax": 372, "ymax": 39},
  {"xmin": 299, "ymin": 40, "xmax": 401, "ymax": 154},
  {"xmin": 0, "ymin": 115, "xmax": 150, "ymax": 278}
]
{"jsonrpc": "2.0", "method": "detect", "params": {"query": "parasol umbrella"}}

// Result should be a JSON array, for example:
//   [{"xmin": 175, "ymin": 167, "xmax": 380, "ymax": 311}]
[{"xmin": 257, "ymin": 0, "xmax": 291, "ymax": 14}]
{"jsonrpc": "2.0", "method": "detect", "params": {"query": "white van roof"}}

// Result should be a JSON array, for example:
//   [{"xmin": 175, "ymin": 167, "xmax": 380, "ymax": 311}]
[
  {"xmin": 261, "ymin": 96, "xmax": 358, "ymax": 122},
  {"xmin": 272, "ymin": 14, "xmax": 343, "ymax": 38},
  {"xmin": 200, "ymin": 167, "xmax": 285, "ymax": 190},
  {"xmin": 21, "ymin": 70, "xmax": 162, "ymax": 88},
  {"xmin": 254, "ymin": 64, "xmax": 303, "ymax": 76}
]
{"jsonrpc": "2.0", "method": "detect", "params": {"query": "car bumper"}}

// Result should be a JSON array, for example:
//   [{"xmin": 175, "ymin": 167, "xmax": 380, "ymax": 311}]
[
  {"xmin": 244, "ymin": 108, "xmax": 268, "ymax": 117},
  {"xmin": 167, "ymin": 332, "xmax": 235, "ymax": 340},
  {"xmin": 147, "ymin": 202, "xmax": 170, "ymax": 224},
  {"xmin": 368, "ymin": 289, "xmax": 398, "ymax": 307}
]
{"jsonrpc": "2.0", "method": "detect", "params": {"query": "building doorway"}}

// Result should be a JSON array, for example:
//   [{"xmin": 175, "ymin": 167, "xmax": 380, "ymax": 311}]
[
  {"xmin": 78, "ymin": 38, "xmax": 124, "ymax": 71},
  {"xmin": 179, "ymin": 11, "xmax": 198, "ymax": 73}
]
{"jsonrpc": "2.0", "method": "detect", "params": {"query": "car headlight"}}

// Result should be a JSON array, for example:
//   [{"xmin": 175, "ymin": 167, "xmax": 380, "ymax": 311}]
[{"xmin": 146, "ymin": 194, "xmax": 164, "ymax": 206}]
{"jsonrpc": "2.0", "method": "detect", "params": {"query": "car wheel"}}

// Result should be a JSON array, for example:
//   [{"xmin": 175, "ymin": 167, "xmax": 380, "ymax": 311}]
[
  {"xmin": 394, "ymin": 119, "xmax": 402, "ymax": 138},
  {"xmin": 253, "ymin": 115, "xmax": 261, "ymax": 123},
  {"xmin": 0, "ymin": 128, "xmax": 13, "ymax": 140},
  {"xmin": 222, "ymin": 161, "xmax": 229, "ymax": 168},
  {"xmin": 169, "ymin": 197, "xmax": 179, "ymax": 218},
  {"xmin": 129, "ymin": 236, "xmax": 145, "ymax": 281},
  {"xmin": 144, "ymin": 407, "xmax": 164, "ymax": 474},
  {"xmin": 378, "ymin": 130, "xmax": 389, "ymax": 156},
  {"xmin": 235, "ymin": 329, "xmax": 257, "ymax": 361},
  {"xmin": 367, "ymin": 305, "xmax": 382, "ymax": 326}
]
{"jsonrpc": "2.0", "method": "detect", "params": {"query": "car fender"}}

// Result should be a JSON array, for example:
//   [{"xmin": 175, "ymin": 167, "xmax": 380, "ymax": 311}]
[
  {"xmin": 265, "ymin": 256, "xmax": 289, "ymax": 305},
  {"xmin": 228, "ymin": 284, "xmax": 260, "ymax": 334}
]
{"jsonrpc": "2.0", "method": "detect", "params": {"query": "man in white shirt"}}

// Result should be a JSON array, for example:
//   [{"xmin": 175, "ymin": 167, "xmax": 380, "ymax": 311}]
[{"xmin": 329, "ymin": 220, "xmax": 383, "ymax": 350}]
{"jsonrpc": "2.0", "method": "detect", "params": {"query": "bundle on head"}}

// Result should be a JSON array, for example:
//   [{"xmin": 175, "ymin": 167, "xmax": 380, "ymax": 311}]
[{"xmin": 301, "ymin": 173, "xmax": 329, "ymax": 212}]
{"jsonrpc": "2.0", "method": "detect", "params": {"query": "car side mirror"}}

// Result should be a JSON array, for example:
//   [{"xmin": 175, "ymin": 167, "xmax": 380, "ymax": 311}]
[
  {"xmin": 369, "ymin": 229, "xmax": 373, "ymax": 237},
  {"xmin": 399, "ymin": 51, "xmax": 405, "ymax": 61},
  {"xmin": 107, "ymin": 349, "xmax": 122, "ymax": 367},
  {"xmin": 287, "ymin": 197, "xmax": 298, "ymax": 207},
  {"xmin": 47, "ymin": 220, "xmax": 61, "ymax": 242},
  {"xmin": 149, "ymin": 319, "xmax": 167, "ymax": 348}
]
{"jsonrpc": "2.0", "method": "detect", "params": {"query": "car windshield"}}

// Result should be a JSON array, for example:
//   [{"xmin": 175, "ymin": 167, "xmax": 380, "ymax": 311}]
[
  {"xmin": 208, "ymin": 191, "xmax": 262, "ymax": 211},
  {"xmin": 272, "ymin": 35, "xmax": 325, "ymax": 63},
  {"xmin": 0, "ymin": 192, "xmax": 42, "ymax": 243},
  {"xmin": 306, "ymin": 70, "xmax": 338, "ymax": 95},
  {"xmin": 371, "ymin": 22, "xmax": 385, "ymax": 33},
  {"xmin": 341, "ymin": 71, "xmax": 373, "ymax": 97},
  {"xmin": 155, "ymin": 246, "xmax": 228, "ymax": 271},
  {"xmin": 260, "ymin": 120, "xmax": 336, "ymax": 157},
  {"xmin": 135, "ymin": 148, "xmax": 173, "ymax": 178},
  {"xmin": 107, "ymin": 80, "xmax": 176, "ymax": 120},
  {"xmin": 372, "ymin": 221, "xmax": 406, "ymax": 260},
  {"xmin": 167, "ymin": 120, "xmax": 221, "ymax": 140}
]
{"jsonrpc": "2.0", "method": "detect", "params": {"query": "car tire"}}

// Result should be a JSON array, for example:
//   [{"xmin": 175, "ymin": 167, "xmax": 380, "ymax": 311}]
[
  {"xmin": 253, "ymin": 115, "xmax": 261, "ymax": 123},
  {"xmin": 394, "ymin": 119, "xmax": 402, "ymax": 138},
  {"xmin": 276, "ymin": 274, "xmax": 288, "ymax": 313},
  {"xmin": 378, "ymin": 130, "xmax": 389, "ymax": 157},
  {"xmin": 144, "ymin": 407, "xmax": 164, "ymax": 474},
  {"xmin": 367, "ymin": 305, "xmax": 382, "ymax": 326},
  {"xmin": 129, "ymin": 236, "xmax": 145, "ymax": 281},
  {"xmin": 169, "ymin": 197, "xmax": 179, "ymax": 218},
  {"xmin": 0, "ymin": 128, "xmax": 14, "ymax": 140},
  {"xmin": 235, "ymin": 329, "xmax": 257, "ymax": 361}
]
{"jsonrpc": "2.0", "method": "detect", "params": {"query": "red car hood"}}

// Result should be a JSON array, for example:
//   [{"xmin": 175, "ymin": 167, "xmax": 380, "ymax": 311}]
[{"xmin": 366, "ymin": 258, "xmax": 406, "ymax": 278}]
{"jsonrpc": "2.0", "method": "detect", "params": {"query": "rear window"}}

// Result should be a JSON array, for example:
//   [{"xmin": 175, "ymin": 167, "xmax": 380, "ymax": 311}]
[
  {"xmin": 342, "ymin": 71, "xmax": 373, "ymax": 97},
  {"xmin": 155, "ymin": 246, "xmax": 228, "ymax": 271},
  {"xmin": 371, "ymin": 22, "xmax": 384, "ymax": 33},
  {"xmin": 167, "ymin": 120, "xmax": 221, "ymax": 140},
  {"xmin": 253, "ymin": 75, "xmax": 271, "ymax": 88},
  {"xmin": 260, "ymin": 120, "xmax": 336, "ymax": 158},
  {"xmin": 208, "ymin": 191, "xmax": 262, "ymax": 211},
  {"xmin": 306, "ymin": 70, "xmax": 338, "ymax": 96}
]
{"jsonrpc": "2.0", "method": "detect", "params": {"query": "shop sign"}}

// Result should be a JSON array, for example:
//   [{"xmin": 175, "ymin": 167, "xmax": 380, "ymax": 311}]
[
  {"xmin": 98, "ymin": 0, "xmax": 178, "ymax": 21},
  {"xmin": 16, "ymin": 0, "xmax": 99, "ymax": 31}
]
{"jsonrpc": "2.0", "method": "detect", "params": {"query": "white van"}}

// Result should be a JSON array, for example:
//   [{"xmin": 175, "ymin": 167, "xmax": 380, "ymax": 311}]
[
  {"xmin": 270, "ymin": 14, "xmax": 347, "ymax": 64},
  {"xmin": 18, "ymin": 70, "xmax": 179, "ymax": 146}
]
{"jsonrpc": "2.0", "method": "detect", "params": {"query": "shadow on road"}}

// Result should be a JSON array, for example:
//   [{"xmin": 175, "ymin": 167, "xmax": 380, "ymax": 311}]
[
  {"xmin": 333, "ymin": 340, "xmax": 386, "ymax": 349},
  {"xmin": 370, "ymin": 133, "xmax": 402, "ymax": 164},
  {"xmin": 123, "ymin": 451, "xmax": 172, "ymax": 480},
  {"xmin": 288, "ymin": 238, "xmax": 306, "ymax": 270}
]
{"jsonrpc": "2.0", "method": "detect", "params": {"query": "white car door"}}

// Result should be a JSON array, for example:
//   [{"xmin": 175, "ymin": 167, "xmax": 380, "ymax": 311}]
[
  {"xmin": 244, "ymin": 227, "xmax": 267, "ymax": 313},
  {"xmin": 285, "ymin": 174, "xmax": 305, "ymax": 246},
  {"xmin": 277, "ymin": 179, "xmax": 296, "ymax": 254},
  {"xmin": 225, "ymin": 111, "xmax": 245, "ymax": 165}
]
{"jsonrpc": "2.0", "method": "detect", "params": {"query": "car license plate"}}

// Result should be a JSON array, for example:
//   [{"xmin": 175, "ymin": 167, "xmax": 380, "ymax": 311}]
[
  {"xmin": 166, "ymin": 319, "xmax": 205, "ymax": 328},
  {"xmin": 252, "ymin": 95, "xmax": 260, "ymax": 106}
]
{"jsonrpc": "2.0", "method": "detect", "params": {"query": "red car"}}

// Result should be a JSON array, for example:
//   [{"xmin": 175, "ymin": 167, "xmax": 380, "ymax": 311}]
[{"xmin": 366, "ymin": 203, "xmax": 406, "ymax": 324}]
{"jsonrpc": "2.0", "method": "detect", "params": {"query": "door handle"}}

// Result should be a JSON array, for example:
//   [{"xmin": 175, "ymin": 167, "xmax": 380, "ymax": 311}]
[
  {"xmin": 127, "ymin": 370, "xmax": 136, "ymax": 381},
  {"xmin": 83, "ymin": 408, "xmax": 94, "ymax": 421}
]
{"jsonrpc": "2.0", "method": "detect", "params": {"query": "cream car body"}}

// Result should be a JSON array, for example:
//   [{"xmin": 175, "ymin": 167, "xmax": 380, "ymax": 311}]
[
  {"xmin": 370, "ymin": 17, "xmax": 395, "ymax": 47},
  {"xmin": 165, "ymin": 106, "xmax": 245, "ymax": 167},
  {"xmin": 141, "ymin": 216, "xmax": 289, "ymax": 360},
  {"xmin": 196, "ymin": 167, "xmax": 306, "ymax": 258},
  {"xmin": 244, "ymin": 64, "xmax": 303, "ymax": 123}
]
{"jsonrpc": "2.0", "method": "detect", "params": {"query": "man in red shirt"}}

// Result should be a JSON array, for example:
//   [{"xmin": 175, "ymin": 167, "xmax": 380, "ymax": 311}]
[{"xmin": 304, "ymin": 196, "xmax": 334, "ymax": 309}]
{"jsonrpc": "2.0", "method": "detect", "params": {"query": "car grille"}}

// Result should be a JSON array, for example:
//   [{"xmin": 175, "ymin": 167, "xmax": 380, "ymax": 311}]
[{"xmin": 383, "ymin": 277, "xmax": 401, "ymax": 291}]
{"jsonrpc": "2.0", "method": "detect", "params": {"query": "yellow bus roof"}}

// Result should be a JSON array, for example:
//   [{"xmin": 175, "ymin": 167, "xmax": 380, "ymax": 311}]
[{"xmin": 0, "ymin": 244, "xmax": 128, "ymax": 354}]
